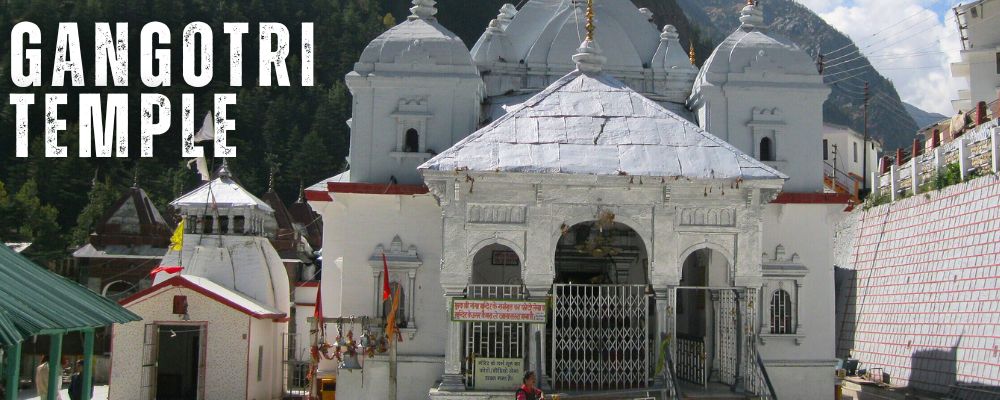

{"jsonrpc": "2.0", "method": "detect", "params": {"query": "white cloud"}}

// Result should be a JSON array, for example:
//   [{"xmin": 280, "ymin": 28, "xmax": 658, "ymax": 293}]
[{"xmin": 793, "ymin": 0, "xmax": 963, "ymax": 115}]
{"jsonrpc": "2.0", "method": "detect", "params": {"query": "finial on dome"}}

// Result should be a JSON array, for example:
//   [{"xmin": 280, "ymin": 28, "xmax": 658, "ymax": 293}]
[
  {"xmin": 216, "ymin": 159, "xmax": 232, "ymax": 179},
  {"xmin": 409, "ymin": 0, "xmax": 437, "ymax": 20},
  {"xmin": 585, "ymin": 0, "xmax": 596, "ymax": 41},
  {"xmin": 740, "ymin": 0, "xmax": 764, "ymax": 29},
  {"xmin": 661, "ymin": 25, "xmax": 680, "ymax": 42},
  {"xmin": 689, "ymin": 40, "xmax": 697, "ymax": 65},
  {"xmin": 573, "ymin": 0, "xmax": 605, "ymax": 72},
  {"xmin": 498, "ymin": 3, "xmax": 517, "ymax": 27}
]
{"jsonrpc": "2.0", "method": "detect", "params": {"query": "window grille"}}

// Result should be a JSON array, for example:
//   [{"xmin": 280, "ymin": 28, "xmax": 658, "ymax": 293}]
[{"xmin": 769, "ymin": 290, "xmax": 793, "ymax": 334}]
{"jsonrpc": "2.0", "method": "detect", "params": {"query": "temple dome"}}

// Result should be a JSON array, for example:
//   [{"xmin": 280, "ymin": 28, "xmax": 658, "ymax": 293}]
[
  {"xmin": 478, "ymin": 0, "xmax": 660, "ymax": 72},
  {"xmin": 694, "ymin": 2, "xmax": 819, "ymax": 88},
  {"xmin": 355, "ymin": 2, "xmax": 477, "ymax": 76}
]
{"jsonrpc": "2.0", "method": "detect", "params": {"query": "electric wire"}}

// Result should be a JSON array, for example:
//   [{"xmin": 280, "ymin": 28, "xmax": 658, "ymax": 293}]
[{"xmin": 822, "ymin": 7, "xmax": 932, "ymax": 57}]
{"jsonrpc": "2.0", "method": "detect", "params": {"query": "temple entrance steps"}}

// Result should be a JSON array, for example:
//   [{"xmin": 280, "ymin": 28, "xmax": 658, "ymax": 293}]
[{"xmin": 546, "ymin": 383, "xmax": 754, "ymax": 400}]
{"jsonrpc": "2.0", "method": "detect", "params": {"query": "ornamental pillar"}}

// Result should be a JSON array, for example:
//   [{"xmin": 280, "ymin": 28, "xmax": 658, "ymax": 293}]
[
  {"xmin": 653, "ymin": 288, "xmax": 673, "ymax": 387},
  {"xmin": 439, "ymin": 292, "xmax": 465, "ymax": 392}
]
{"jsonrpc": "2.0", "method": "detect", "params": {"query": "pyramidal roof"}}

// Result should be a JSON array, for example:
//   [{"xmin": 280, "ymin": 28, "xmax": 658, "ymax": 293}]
[
  {"xmin": 420, "ymin": 68, "xmax": 786, "ymax": 181},
  {"xmin": 170, "ymin": 165, "xmax": 273, "ymax": 212}
]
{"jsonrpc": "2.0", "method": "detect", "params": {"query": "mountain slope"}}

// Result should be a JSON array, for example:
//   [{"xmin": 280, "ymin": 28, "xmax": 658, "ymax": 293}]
[
  {"xmin": 904, "ymin": 102, "xmax": 948, "ymax": 129},
  {"xmin": 675, "ymin": 0, "xmax": 919, "ymax": 150}
]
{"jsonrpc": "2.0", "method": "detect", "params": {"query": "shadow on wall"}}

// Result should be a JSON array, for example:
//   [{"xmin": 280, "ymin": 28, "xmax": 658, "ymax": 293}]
[
  {"xmin": 909, "ymin": 342, "xmax": 1000, "ymax": 398},
  {"xmin": 833, "ymin": 266, "xmax": 856, "ymax": 358}
]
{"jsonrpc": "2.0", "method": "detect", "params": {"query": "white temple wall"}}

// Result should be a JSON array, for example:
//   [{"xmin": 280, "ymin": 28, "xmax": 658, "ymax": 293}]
[
  {"xmin": 316, "ymin": 192, "xmax": 447, "ymax": 397},
  {"xmin": 759, "ymin": 203, "xmax": 842, "ymax": 399},
  {"xmin": 110, "ymin": 286, "xmax": 252, "ymax": 400},
  {"xmin": 719, "ymin": 87, "xmax": 827, "ymax": 193},
  {"xmin": 346, "ymin": 77, "xmax": 484, "ymax": 185}
]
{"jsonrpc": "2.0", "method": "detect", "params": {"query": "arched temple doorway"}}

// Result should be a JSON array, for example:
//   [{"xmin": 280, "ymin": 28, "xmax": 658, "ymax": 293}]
[
  {"xmin": 464, "ymin": 244, "xmax": 527, "ymax": 387},
  {"xmin": 675, "ymin": 248, "xmax": 740, "ymax": 387},
  {"xmin": 550, "ymin": 218, "xmax": 651, "ymax": 391}
]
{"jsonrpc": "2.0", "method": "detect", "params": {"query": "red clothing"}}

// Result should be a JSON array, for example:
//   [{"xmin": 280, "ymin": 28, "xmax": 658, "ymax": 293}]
[{"xmin": 516, "ymin": 384, "xmax": 542, "ymax": 400}]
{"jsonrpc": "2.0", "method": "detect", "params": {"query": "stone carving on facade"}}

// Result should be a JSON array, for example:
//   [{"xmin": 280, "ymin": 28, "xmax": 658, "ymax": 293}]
[
  {"xmin": 368, "ymin": 235, "xmax": 422, "ymax": 339},
  {"xmin": 467, "ymin": 204, "xmax": 527, "ymax": 224},
  {"xmin": 679, "ymin": 207, "xmax": 736, "ymax": 227},
  {"xmin": 762, "ymin": 244, "xmax": 799, "ymax": 264}
]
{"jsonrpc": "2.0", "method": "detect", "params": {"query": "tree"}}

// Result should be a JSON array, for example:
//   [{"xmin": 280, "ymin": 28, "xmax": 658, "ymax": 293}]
[{"xmin": 72, "ymin": 179, "xmax": 122, "ymax": 246}]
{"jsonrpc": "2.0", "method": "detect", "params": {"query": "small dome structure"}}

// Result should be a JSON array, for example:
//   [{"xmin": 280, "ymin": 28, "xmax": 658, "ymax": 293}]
[
  {"xmin": 474, "ymin": 0, "xmax": 660, "ymax": 72},
  {"xmin": 355, "ymin": 0, "xmax": 478, "ymax": 76},
  {"xmin": 693, "ymin": 1, "xmax": 819, "ymax": 89}
]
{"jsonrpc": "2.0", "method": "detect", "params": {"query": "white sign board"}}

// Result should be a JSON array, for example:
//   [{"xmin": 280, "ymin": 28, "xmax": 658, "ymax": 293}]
[
  {"xmin": 473, "ymin": 358, "xmax": 524, "ymax": 390},
  {"xmin": 451, "ymin": 299, "xmax": 546, "ymax": 323}
]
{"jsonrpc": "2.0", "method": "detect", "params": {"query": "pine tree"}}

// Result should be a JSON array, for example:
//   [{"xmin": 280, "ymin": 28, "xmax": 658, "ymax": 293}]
[{"xmin": 72, "ymin": 179, "xmax": 122, "ymax": 245}]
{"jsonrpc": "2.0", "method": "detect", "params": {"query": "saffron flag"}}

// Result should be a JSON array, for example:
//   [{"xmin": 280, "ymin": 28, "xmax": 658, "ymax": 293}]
[
  {"xmin": 170, "ymin": 220, "xmax": 185, "ymax": 251},
  {"xmin": 314, "ymin": 283, "xmax": 325, "ymax": 336},
  {"xmin": 386, "ymin": 289, "xmax": 401, "ymax": 341},
  {"xmin": 149, "ymin": 266, "xmax": 183, "ymax": 277},
  {"xmin": 382, "ymin": 253, "xmax": 391, "ymax": 300}
]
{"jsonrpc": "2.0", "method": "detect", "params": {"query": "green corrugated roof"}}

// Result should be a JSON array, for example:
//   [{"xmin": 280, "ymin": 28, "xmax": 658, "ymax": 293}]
[
  {"xmin": 0, "ymin": 310, "xmax": 23, "ymax": 348},
  {"xmin": 0, "ymin": 244, "xmax": 140, "ymax": 344}
]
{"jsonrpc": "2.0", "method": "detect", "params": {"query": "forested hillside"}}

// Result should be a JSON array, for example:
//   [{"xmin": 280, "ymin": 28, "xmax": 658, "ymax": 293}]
[{"xmin": 0, "ymin": 0, "xmax": 389, "ymax": 262}]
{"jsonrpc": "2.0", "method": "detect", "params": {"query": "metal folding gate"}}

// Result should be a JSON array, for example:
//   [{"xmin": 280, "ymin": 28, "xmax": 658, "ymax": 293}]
[
  {"xmin": 673, "ymin": 288, "xmax": 740, "ymax": 387},
  {"xmin": 551, "ymin": 284, "xmax": 649, "ymax": 391},
  {"xmin": 464, "ymin": 285, "xmax": 528, "ymax": 387}
]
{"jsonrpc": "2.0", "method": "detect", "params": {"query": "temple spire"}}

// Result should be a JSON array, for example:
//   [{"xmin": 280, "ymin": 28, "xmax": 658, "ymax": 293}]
[
  {"xmin": 408, "ymin": 0, "xmax": 437, "ymax": 20},
  {"xmin": 573, "ymin": 0, "xmax": 606, "ymax": 73}
]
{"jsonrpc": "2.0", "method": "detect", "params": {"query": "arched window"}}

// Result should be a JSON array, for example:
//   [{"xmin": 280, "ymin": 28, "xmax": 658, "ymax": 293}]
[
  {"xmin": 404, "ymin": 129, "xmax": 420, "ymax": 152},
  {"xmin": 382, "ymin": 282, "xmax": 407, "ymax": 328},
  {"xmin": 770, "ymin": 289, "xmax": 793, "ymax": 334},
  {"xmin": 760, "ymin": 137, "xmax": 774, "ymax": 161}
]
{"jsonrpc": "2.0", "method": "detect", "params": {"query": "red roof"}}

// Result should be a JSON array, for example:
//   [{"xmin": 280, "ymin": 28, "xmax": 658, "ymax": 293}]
[{"xmin": 120, "ymin": 275, "xmax": 287, "ymax": 320}]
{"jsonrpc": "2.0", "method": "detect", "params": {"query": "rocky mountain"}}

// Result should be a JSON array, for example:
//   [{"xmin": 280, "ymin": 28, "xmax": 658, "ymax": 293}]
[
  {"xmin": 675, "ymin": 0, "xmax": 920, "ymax": 150},
  {"xmin": 904, "ymin": 102, "xmax": 948, "ymax": 129}
]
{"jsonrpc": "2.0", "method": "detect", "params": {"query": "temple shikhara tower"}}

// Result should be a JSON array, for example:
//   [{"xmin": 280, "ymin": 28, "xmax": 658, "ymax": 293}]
[{"xmin": 305, "ymin": 0, "xmax": 849, "ymax": 399}]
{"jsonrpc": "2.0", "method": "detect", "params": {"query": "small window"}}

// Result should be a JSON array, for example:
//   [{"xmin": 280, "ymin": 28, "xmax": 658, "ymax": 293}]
[
  {"xmin": 382, "ymin": 282, "xmax": 407, "ymax": 328},
  {"xmin": 234, "ymin": 216, "xmax": 245, "ymax": 234},
  {"xmin": 404, "ymin": 129, "xmax": 420, "ymax": 152},
  {"xmin": 853, "ymin": 142, "xmax": 858, "ymax": 163},
  {"xmin": 770, "ymin": 290, "xmax": 793, "ymax": 334},
  {"xmin": 202, "ymin": 216, "xmax": 213, "ymax": 234},
  {"xmin": 995, "ymin": 52, "xmax": 999, "ymax": 74},
  {"xmin": 822, "ymin": 139, "xmax": 828, "ymax": 161},
  {"xmin": 186, "ymin": 216, "xmax": 198, "ymax": 233},
  {"xmin": 257, "ymin": 346, "xmax": 263, "ymax": 382},
  {"xmin": 759, "ymin": 137, "xmax": 774, "ymax": 162},
  {"xmin": 218, "ymin": 216, "xmax": 229, "ymax": 234}
]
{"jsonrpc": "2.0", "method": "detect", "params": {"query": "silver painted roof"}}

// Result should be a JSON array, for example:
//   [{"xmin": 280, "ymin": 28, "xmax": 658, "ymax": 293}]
[{"xmin": 421, "ymin": 70, "xmax": 787, "ymax": 180}]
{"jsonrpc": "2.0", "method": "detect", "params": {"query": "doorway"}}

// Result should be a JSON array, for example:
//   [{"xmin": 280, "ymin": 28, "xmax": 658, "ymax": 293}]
[
  {"xmin": 675, "ymin": 249, "xmax": 738, "ymax": 387},
  {"xmin": 154, "ymin": 325, "xmax": 204, "ymax": 400},
  {"xmin": 550, "ymin": 219, "xmax": 651, "ymax": 391}
]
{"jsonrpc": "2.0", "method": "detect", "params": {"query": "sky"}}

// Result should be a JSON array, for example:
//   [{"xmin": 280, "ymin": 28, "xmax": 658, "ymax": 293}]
[{"xmin": 793, "ymin": 0, "xmax": 965, "ymax": 115}]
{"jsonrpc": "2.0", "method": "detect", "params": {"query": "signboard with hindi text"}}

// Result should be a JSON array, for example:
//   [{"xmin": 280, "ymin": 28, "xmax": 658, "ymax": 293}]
[
  {"xmin": 473, "ymin": 358, "xmax": 524, "ymax": 390},
  {"xmin": 451, "ymin": 299, "xmax": 547, "ymax": 323}
]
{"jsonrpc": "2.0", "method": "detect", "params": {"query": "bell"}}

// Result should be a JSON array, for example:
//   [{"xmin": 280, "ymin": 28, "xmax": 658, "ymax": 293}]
[{"xmin": 340, "ymin": 354, "xmax": 362, "ymax": 369}]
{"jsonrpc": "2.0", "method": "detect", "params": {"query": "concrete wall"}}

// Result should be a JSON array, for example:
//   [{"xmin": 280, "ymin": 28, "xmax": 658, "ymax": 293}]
[
  {"xmin": 313, "ymin": 192, "xmax": 447, "ymax": 399},
  {"xmin": 834, "ymin": 174, "xmax": 1000, "ymax": 393},
  {"xmin": 110, "ymin": 286, "xmax": 250, "ymax": 400}
]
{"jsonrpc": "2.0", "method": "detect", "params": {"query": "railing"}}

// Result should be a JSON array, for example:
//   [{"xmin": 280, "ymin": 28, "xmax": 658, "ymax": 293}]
[
  {"xmin": 823, "ymin": 161, "xmax": 862, "ymax": 203},
  {"xmin": 675, "ymin": 335, "xmax": 706, "ymax": 386},
  {"xmin": 463, "ymin": 284, "xmax": 528, "ymax": 388},
  {"xmin": 742, "ymin": 287, "xmax": 777, "ymax": 399}
]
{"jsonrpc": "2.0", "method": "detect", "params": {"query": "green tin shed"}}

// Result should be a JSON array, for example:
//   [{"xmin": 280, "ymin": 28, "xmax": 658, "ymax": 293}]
[{"xmin": 0, "ymin": 244, "xmax": 140, "ymax": 400}]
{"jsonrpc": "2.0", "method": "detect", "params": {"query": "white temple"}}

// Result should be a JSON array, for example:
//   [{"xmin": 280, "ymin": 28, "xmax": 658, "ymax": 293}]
[{"xmin": 307, "ymin": 1, "xmax": 846, "ymax": 399}]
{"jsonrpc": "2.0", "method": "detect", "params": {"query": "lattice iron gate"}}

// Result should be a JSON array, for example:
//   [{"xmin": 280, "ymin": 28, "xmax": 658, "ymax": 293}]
[
  {"xmin": 717, "ymin": 290, "xmax": 739, "ymax": 385},
  {"xmin": 551, "ymin": 284, "xmax": 649, "ymax": 391},
  {"xmin": 463, "ymin": 285, "xmax": 528, "ymax": 387}
]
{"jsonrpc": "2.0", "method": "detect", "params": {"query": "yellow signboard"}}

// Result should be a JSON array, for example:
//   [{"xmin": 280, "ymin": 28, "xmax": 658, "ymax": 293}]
[{"xmin": 473, "ymin": 358, "xmax": 524, "ymax": 390}]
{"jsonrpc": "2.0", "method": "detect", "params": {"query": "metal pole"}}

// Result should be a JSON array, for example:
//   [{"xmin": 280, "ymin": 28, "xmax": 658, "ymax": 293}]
[
  {"xmin": 4, "ymin": 342, "xmax": 22, "ymax": 400},
  {"xmin": 388, "ymin": 337, "xmax": 397, "ymax": 400},
  {"xmin": 81, "ymin": 329, "xmax": 95, "ymax": 400},
  {"xmin": 47, "ymin": 333, "xmax": 63, "ymax": 400},
  {"xmin": 862, "ymin": 81, "xmax": 870, "ymax": 194}
]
